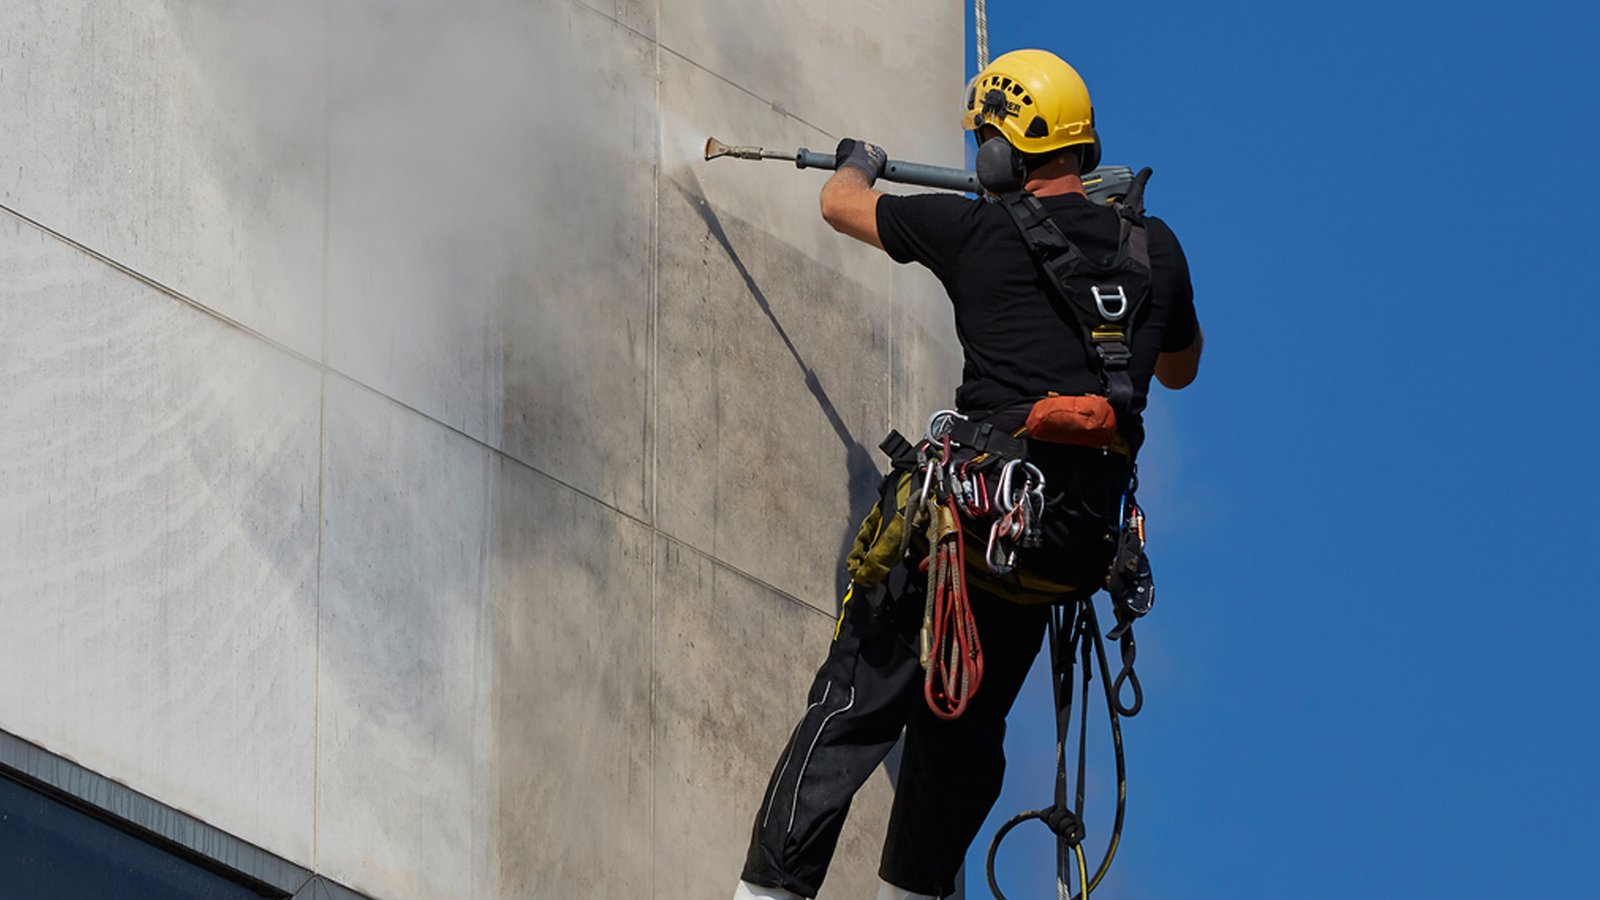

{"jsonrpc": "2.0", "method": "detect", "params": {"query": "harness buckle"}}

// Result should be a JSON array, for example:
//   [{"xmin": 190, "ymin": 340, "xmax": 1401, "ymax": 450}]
[
  {"xmin": 1091, "ymin": 329, "xmax": 1132, "ymax": 369},
  {"xmin": 1092, "ymin": 284, "xmax": 1129, "ymax": 321}
]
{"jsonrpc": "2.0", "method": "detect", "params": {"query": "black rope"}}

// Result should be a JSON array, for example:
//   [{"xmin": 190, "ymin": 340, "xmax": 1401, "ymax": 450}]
[
  {"xmin": 1110, "ymin": 624, "xmax": 1143, "ymax": 718},
  {"xmin": 985, "ymin": 594, "xmax": 1133, "ymax": 900}
]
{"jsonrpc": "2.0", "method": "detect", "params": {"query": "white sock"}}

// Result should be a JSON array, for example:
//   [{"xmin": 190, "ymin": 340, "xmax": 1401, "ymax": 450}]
[
  {"xmin": 876, "ymin": 879, "xmax": 940, "ymax": 900},
  {"xmin": 733, "ymin": 879, "xmax": 804, "ymax": 900}
]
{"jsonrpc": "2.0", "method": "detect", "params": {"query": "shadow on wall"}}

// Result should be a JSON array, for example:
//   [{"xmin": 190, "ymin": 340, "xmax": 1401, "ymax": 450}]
[{"xmin": 669, "ymin": 172, "xmax": 884, "ymax": 604}]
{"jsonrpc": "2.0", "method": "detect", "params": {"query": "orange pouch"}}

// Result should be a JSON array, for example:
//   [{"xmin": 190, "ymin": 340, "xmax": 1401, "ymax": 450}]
[{"xmin": 1025, "ymin": 394, "xmax": 1119, "ymax": 447}]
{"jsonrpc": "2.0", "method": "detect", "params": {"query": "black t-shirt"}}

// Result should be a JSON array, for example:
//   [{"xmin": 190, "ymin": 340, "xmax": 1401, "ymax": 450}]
[{"xmin": 877, "ymin": 191, "xmax": 1198, "ymax": 432}]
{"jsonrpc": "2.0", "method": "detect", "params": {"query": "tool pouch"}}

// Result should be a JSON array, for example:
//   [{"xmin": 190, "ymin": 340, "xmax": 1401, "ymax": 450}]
[
  {"xmin": 845, "ymin": 470, "xmax": 923, "ymax": 589},
  {"xmin": 1025, "ymin": 394, "xmax": 1119, "ymax": 448}
]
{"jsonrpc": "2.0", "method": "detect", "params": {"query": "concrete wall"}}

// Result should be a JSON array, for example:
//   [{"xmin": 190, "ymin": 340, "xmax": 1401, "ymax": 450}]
[{"xmin": 0, "ymin": 1, "xmax": 963, "ymax": 897}]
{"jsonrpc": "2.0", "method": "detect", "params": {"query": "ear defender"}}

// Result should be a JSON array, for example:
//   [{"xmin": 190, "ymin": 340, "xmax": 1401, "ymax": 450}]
[
  {"xmin": 1079, "ymin": 138, "xmax": 1102, "ymax": 175},
  {"xmin": 976, "ymin": 137, "xmax": 1026, "ymax": 193}
]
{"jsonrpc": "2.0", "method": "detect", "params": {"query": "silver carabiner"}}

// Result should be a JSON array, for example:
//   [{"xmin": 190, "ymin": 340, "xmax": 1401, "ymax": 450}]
[
  {"xmin": 1022, "ymin": 462, "xmax": 1046, "ymax": 510},
  {"xmin": 986, "ymin": 519, "xmax": 1016, "ymax": 575},
  {"xmin": 915, "ymin": 460, "xmax": 936, "ymax": 511},
  {"xmin": 995, "ymin": 459, "xmax": 1019, "ymax": 513}
]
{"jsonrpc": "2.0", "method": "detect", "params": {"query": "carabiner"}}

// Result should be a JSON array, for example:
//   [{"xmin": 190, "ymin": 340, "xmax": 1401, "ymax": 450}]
[
  {"xmin": 985, "ymin": 519, "xmax": 1016, "ymax": 574},
  {"xmin": 915, "ymin": 461, "xmax": 936, "ymax": 511},
  {"xmin": 970, "ymin": 470, "xmax": 991, "ymax": 516},
  {"xmin": 995, "ymin": 460, "xmax": 1018, "ymax": 513}
]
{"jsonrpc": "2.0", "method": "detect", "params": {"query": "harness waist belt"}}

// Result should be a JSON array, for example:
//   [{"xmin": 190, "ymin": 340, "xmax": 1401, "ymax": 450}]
[{"xmin": 946, "ymin": 419, "xmax": 1027, "ymax": 461}]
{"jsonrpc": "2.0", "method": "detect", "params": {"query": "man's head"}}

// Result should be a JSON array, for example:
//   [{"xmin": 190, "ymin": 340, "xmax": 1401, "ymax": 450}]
[{"xmin": 964, "ymin": 49, "xmax": 1101, "ymax": 177}]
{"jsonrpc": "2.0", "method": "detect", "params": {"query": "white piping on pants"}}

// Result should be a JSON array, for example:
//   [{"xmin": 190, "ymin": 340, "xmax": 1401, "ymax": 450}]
[
  {"xmin": 762, "ymin": 682, "xmax": 830, "ymax": 830},
  {"xmin": 786, "ymin": 685, "xmax": 857, "ymax": 835}
]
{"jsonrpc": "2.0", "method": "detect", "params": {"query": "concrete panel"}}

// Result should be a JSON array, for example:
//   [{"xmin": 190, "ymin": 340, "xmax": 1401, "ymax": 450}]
[
  {"xmin": 572, "ymin": 0, "xmax": 657, "ymax": 39},
  {"xmin": 325, "ymin": 1, "xmax": 656, "ymax": 517},
  {"xmin": 493, "ymin": 467, "xmax": 653, "ymax": 897},
  {"xmin": 653, "ymin": 539, "xmax": 894, "ymax": 898},
  {"xmin": 657, "ymin": 53, "xmax": 893, "ymax": 612},
  {"xmin": 0, "ymin": 217, "xmax": 322, "ymax": 863},
  {"xmin": 659, "ymin": 0, "xmax": 964, "ymax": 162},
  {"xmin": 315, "ymin": 379, "xmax": 496, "ymax": 900},
  {"xmin": 0, "ymin": 2, "xmax": 328, "ymax": 357},
  {"xmin": 497, "ymin": 2, "xmax": 657, "ymax": 519}
]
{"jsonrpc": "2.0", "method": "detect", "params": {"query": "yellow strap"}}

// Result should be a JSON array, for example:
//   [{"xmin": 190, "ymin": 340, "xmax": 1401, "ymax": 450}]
[{"xmin": 833, "ymin": 584, "xmax": 854, "ymax": 640}]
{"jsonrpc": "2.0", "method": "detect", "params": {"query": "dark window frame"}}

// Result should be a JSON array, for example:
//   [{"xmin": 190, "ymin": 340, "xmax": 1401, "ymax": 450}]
[{"xmin": 0, "ymin": 728, "xmax": 370, "ymax": 900}]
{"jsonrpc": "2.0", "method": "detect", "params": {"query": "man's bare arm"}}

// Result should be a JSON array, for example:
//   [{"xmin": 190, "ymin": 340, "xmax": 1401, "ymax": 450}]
[
  {"xmin": 1155, "ymin": 326, "xmax": 1203, "ymax": 389},
  {"xmin": 820, "ymin": 167, "xmax": 884, "ymax": 250}
]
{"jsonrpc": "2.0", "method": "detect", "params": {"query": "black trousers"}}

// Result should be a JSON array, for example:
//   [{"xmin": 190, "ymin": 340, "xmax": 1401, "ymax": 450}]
[{"xmin": 741, "ymin": 566, "xmax": 1053, "ymax": 898}]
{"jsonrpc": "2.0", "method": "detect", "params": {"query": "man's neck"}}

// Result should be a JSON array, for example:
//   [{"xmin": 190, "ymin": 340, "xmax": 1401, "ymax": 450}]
[{"xmin": 1025, "ymin": 172, "xmax": 1086, "ymax": 198}]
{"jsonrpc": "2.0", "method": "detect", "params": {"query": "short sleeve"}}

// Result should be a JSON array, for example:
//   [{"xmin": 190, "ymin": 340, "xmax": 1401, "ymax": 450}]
[
  {"xmin": 876, "ymin": 193, "xmax": 981, "ymax": 282},
  {"xmin": 1147, "ymin": 216, "xmax": 1199, "ymax": 352}
]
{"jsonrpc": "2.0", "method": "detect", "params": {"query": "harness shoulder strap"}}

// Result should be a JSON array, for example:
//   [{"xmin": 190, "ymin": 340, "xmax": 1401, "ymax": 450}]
[{"xmin": 995, "ymin": 175, "xmax": 1154, "ymax": 439}]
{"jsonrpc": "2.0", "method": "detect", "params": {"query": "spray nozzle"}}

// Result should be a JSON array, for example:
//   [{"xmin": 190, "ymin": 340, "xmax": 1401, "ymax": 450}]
[
  {"xmin": 704, "ymin": 137, "xmax": 780, "ymax": 161},
  {"xmin": 701, "ymin": 135, "xmax": 983, "ymax": 194}
]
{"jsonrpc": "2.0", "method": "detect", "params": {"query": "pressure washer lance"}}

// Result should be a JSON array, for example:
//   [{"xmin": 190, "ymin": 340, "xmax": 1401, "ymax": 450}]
[{"xmin": 704, "ymin": 137, "xmax": 1137, "ymax": 203}]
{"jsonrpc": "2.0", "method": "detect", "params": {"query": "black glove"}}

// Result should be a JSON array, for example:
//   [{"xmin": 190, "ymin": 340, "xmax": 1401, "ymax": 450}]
[{"xmin": 835, "ymin": 138, "xmax": 888, "ymax": 184}]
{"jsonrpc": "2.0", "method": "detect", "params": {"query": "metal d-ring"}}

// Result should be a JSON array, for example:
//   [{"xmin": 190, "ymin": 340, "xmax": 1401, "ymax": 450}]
[
  {"xmin": 1092, "ymin": 284, "xmax": 1129, "ymax": 320},
  {"xmin": 924, "ymin": 409, "xmax": 965, "ymax": 445}
]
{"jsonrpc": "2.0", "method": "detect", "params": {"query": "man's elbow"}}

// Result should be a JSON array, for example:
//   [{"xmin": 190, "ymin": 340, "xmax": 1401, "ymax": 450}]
[
  {"xmin": 819, "ymin": 191, "xmax": 847, "ymax": 233},
  {"xmin": 1155, "ymin": 329, "xmax": 1203, "ymax": 390},
  {"xmin": 1155, "ymin": 362, "xmax": 1198, "ymax": 390},
  {"xmin": 818, "ymin": 184, "xmax": 884, "ymax": 249}
]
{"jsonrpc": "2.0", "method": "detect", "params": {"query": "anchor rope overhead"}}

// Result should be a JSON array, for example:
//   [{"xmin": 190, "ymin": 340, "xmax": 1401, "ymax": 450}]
[{"xmin": 974, "ymin": 0, "xmax": 990, "ymax": 69}]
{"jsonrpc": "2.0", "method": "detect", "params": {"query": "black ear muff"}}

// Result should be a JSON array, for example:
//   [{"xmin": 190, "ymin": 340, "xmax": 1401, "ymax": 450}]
[
  {"xmin": 976, "ymin": 137, "xmax": 1026, "ymax": 193},
  {"xmin": 1079, "ymin": 139, "xmax": 1102, "ymax": 175}
]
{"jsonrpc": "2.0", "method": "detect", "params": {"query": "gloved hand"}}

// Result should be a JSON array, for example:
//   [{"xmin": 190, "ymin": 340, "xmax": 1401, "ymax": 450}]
[{"xmin": 835, "ymin": 138, "xmax": 888, "ymax": 185}]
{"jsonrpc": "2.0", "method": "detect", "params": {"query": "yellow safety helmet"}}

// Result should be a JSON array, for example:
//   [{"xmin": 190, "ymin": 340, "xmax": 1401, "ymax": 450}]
[{"xmin": 964, "ymin": 49, "xmax": 1100, "ymax": 171}]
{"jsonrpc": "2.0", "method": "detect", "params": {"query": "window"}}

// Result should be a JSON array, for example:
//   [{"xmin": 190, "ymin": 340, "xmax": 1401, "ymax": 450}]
[
  {"xmin": 0, "ymin": 730, "xmax": 366, "ymax": 900},
  {"xmin": 0, "ymin": 772, "xmax": 283, "ymax": 899}
]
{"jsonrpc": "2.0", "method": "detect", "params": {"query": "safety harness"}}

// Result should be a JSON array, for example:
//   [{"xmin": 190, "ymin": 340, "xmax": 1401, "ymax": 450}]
[{"xmin": 980, "ymin": 171, "xmax": 1161, "ymax": 899}]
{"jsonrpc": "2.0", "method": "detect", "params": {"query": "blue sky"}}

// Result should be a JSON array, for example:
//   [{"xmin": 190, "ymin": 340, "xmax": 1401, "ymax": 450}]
[{"xmin": 965, "ymin": 2, "xmax": 1600, "ymax": 897}]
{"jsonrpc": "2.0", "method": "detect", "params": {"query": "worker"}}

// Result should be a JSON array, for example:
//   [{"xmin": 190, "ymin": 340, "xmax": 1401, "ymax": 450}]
[{"xmin": 732, "ymin": 49, "xmax": 1202, "ymax": 900}]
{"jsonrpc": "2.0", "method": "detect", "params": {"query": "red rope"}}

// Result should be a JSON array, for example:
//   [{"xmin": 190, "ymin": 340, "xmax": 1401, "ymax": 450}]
[{"xmin": 925, "ymin": 495, "xmax": 984, "ymax": 720}]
